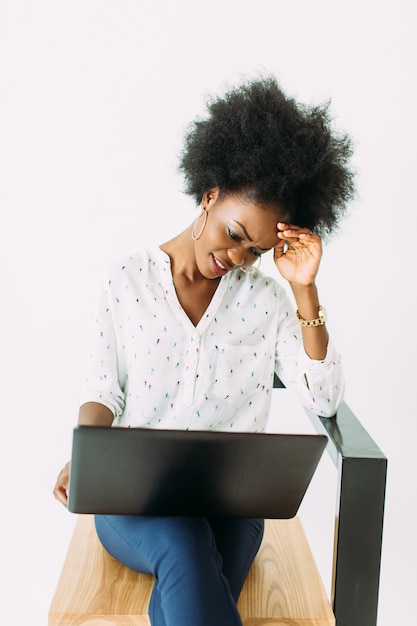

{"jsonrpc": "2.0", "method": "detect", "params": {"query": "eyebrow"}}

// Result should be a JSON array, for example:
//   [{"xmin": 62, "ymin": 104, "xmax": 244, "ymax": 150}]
[{"xmin": 232, "ymin": 220, "xmax": 271, "ymax": 251}]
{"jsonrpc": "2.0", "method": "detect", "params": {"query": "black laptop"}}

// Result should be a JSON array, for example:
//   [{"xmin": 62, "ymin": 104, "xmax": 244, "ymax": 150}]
[{"xmin": 68, "ymin": 426, "xmax": 327, "ymax": 519}]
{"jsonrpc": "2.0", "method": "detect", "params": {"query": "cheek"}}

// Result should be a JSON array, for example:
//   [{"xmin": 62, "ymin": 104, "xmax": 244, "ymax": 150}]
[{"xmin": 203, "ymin": 223, "xmax": 227, "ymax": 248}]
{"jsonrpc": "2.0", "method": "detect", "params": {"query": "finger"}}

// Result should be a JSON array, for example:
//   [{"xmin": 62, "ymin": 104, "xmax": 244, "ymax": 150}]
[
  {"xmin": 53, "ymin": 483, "xmax": 69, "ymax": 507},
  {"xmin": 298, "ymin": 232, "xmax": 320, "ymax": 242},
  {"xmin": 278, "ymin": 222, "xmax": 311, "ymax": 229},
  {"xmin": 277, "ymin": 223, "xmax": 313, "ymax": 238},
  {"xmin": 53, "ymin": 465, "xmax": 70, "ymax": 507},
  {"xmin": 273, "ymin": 238, "xmax": 289, "ymax": 255},
  {"xmin": 278, "ymin": 229, "xmax": 322, "ymax": 251},
  {"xmin": 274, "ymin": 237, "xmax": 287, "ymax": 249}
]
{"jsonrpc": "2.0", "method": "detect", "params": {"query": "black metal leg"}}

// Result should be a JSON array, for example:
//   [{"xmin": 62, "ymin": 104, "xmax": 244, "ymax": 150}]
[
  {"xmin": 275, "ymin": 380, "xmax": 388, "ymax": 626},
  {"xmin": 332, "ymin": 456, "xmax": 387, "ymax": 626}
]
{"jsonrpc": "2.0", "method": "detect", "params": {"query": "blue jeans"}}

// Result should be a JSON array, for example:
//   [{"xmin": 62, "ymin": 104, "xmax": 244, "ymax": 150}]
[{"xmin": 95, "ymin": 515, "xmax": 264, "ymax": 626}]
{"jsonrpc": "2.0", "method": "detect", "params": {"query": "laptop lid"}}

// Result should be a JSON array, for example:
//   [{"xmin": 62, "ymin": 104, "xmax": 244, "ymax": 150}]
[{"xmin": 68, "ymin": 426, "xmax": 327, "ymax": 519}]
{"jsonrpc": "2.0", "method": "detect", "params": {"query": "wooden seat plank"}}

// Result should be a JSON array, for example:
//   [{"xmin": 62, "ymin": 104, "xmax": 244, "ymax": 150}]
[{"xmin": 49, "ymin": 515, "xmax": 334, "ymax": 626}]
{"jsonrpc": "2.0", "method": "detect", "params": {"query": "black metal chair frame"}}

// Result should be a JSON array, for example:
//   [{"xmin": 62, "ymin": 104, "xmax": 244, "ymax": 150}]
[{"xmin": 274, "ymin": 377, "xmax": 387, "ymax": 626}]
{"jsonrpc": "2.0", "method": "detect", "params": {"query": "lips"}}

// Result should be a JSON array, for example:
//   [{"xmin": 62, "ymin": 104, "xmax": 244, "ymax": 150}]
[{"xmin": 211, "ymin": 254, "xmax": 232, "ymax": 276}]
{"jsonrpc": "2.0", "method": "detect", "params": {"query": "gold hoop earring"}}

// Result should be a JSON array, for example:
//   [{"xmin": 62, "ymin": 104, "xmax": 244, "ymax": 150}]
[
  {"xmin": 191, "ymin": 209, "xmax": 208, "ymax": 240},
  {"xmin": 240, "ymin": 256, "xmax": 262, "ymax": 274}
]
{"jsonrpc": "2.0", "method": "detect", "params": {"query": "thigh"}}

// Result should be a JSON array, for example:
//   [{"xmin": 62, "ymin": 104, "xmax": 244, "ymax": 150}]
[
  {"xmin": 95, "ymin": 515, "xmax": 263, "ymax": 598},
  {"xmin": 95, "ymin": 515, "xmax": 245, "ymax": 626},
  {"xmin": 208, "ymin": 517, "xmax": 264, "ymax": 601},
  {"xmin": 95, "ymin": 514, "xmax": 245, "ymax": 626},
  {"xmin": 95, "ymin": 514, "xmax": 158, "ymax": 574},
  {"xmin": 94, "ymin": 514, "xmax": 218, "ymax": 575}
]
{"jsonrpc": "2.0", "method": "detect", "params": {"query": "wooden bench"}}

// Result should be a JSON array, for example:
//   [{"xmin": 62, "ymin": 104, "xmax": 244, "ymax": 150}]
[
  {"xmin": 50, "ymin": 395, "xmax": 387, "ymax": 626},
  {"xmin": 49, "ymin": 514, "xmax": 334, "ymax": 626}
]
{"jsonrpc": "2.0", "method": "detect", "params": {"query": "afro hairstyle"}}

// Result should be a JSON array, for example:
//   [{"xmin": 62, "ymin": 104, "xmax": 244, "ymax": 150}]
[{"xmin": 179, "ymin": 77, "xmax": 355, "ymax": 237}]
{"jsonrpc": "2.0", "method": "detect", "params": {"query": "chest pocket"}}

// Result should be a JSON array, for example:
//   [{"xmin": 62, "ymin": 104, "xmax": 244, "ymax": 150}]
[{"xmin": 209, "ymin": 342, "xmax": 270, "ymax": 402}]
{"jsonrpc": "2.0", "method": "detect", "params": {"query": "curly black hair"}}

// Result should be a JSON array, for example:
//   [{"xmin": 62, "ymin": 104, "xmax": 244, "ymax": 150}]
[{"xmin": 179, "ymin": 77, "xmax": 355, "ymax": 237}]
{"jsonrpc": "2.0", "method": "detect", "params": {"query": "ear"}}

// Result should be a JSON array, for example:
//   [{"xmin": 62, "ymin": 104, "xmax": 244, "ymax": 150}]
[{"xmin": 202, "ymin": 187, "xmax": 220, "ymax": 210}]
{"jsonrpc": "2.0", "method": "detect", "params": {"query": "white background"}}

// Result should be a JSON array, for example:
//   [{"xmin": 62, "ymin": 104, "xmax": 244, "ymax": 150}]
[{"xmin": 1, "ymin": 1, "xmax": 416, "ymax": 623}]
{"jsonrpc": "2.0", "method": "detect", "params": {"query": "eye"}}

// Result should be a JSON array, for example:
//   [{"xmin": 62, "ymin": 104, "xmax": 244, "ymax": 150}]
[
  {"xmin": 227, "ymin": 226, "xmax": 241, "ymax": 242},
  {"xmin": 250, "ymin": 248, "xmax": 262, "ymax": 258}
]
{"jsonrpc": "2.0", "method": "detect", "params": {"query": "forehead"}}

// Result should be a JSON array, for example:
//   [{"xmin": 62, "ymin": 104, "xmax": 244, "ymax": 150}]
[{"xmin": 215, "ymin": 196, "xmax": 281, "ymax": 248}]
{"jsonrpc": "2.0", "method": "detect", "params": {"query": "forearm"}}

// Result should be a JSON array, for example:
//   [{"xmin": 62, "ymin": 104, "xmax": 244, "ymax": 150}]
[
  {"xmin": 290, "ymin": 283, "xmax": 328, "ymax": 361},
  {"xmin": 78, "ymin": 402, "xmax": 115, "ymax": 426}
]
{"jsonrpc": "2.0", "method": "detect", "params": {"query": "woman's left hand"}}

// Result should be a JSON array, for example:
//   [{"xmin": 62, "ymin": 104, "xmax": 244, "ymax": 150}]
[{"xmin": 273, "ymin": 223, "xmax": 323, "ymax": 287}]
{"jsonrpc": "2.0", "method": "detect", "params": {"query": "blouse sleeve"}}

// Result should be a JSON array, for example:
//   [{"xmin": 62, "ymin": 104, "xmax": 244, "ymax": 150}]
[
  {"xmin": 78, "ymin": 275, "xmax": 126, "ymax": 419},
  {"xmin": 274, "ymin": 292, "xmax": 345, "ymax": 418}
]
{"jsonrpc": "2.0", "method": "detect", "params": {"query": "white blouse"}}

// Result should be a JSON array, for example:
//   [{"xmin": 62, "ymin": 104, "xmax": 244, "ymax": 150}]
[{"xmin": 80, "ymin": 247, "xmax": 344, "ymax": 431}]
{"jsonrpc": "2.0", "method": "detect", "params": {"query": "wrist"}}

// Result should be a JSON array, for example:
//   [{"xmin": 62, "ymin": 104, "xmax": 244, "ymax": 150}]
[
  {"xmin": 296, "ymin": 305, "xmax": 327, "ymax": 327},
  {"xmin": 290, "ymin": 283, "xmax": 320, "ymax": 319},
  {"xmin": 290, "ymin": 281, "xmax": 317, "ymax": 297}
]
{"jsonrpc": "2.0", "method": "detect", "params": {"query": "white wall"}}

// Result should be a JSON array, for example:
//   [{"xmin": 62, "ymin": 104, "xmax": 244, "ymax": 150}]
[{"xmin": 1, "ymin": 1, "xmax": 415, "ymax": 623}]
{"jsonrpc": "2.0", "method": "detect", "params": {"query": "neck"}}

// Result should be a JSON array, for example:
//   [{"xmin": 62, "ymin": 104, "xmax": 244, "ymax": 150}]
[
  {"xmin": 160, "ymin": 224, "xmax": 203, "ymax": 282},
  {"xmin": 159, "ymin": 225, "xmax": 221, "ymax": 326}
]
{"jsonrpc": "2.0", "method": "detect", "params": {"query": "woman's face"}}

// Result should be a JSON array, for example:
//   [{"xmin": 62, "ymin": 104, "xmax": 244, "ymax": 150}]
[{"xmin": 195, "ymin": 188, "xmax": 283, "ymax": 279}]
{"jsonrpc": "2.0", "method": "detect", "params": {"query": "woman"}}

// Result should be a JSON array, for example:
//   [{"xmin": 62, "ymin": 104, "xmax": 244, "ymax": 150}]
[{"xmin": 54, "ymin": 77, "xmax": 354, "ymax": 626}]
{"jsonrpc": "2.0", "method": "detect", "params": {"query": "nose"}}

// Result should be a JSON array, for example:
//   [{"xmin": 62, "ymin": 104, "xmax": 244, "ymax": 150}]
[{"xmin": 227, "ymin": 247, "xmax": 247, "ymax": 268}]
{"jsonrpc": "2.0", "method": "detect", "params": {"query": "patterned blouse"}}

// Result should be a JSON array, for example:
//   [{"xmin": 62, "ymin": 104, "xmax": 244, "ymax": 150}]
[{"xmin": 80, "ymin": 247, "xmax": 344, "ymax": 431}]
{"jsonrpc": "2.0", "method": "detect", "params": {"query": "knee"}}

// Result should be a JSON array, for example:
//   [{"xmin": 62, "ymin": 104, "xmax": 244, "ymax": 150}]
[
  {"xmin": 153, "ymin": 517, "xmax": 217, "ymax": 575},
  {"xmin": 157, "ymin": 517, "xmax": 214, "ymax": 556}
]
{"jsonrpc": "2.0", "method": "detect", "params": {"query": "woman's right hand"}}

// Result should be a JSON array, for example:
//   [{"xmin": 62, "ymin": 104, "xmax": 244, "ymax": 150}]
[
  {"xmin": 53, "ymin": 403, "xmax": 114, "ymax": 508},
  {"xmin": 53, "ymin": 461, "xmax": 70, "ymax": 507}
]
